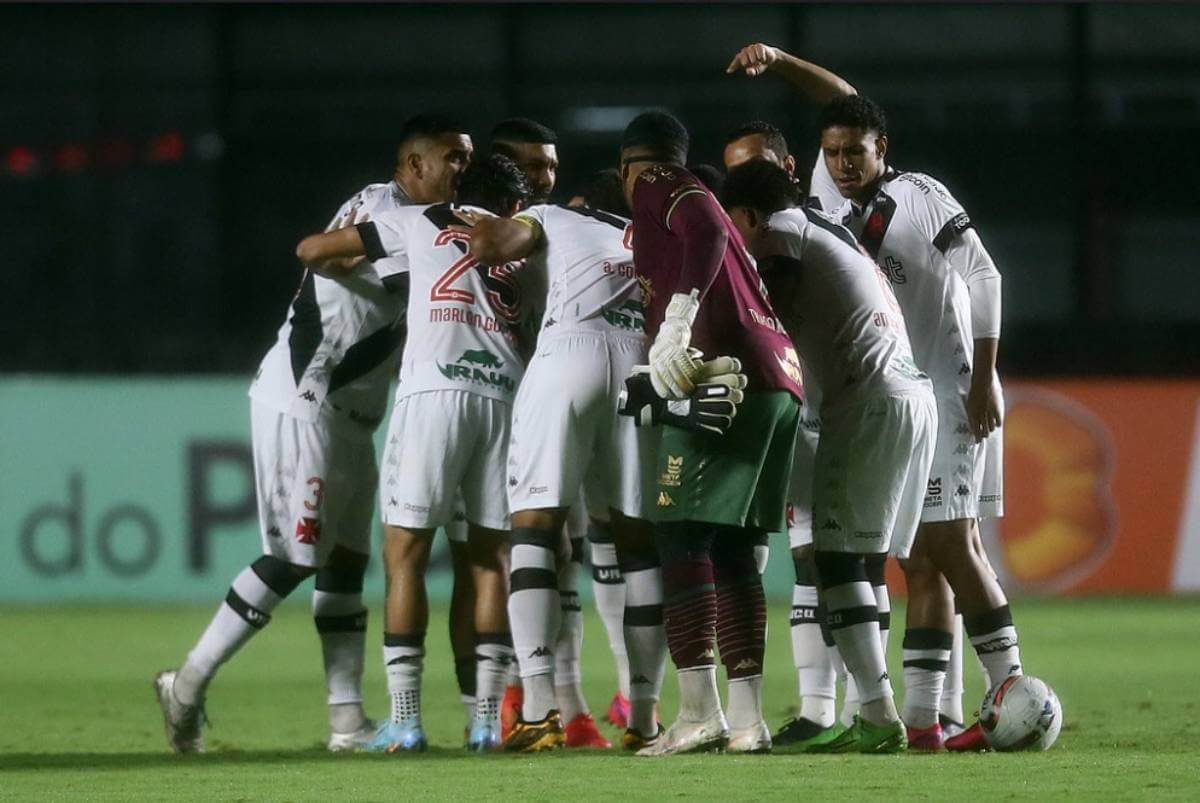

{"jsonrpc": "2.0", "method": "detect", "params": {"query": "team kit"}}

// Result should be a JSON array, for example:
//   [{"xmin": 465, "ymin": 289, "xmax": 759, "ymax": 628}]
[{"xmin": 154, "ymin": 46, "xmax": 1055, "ymax": 758}]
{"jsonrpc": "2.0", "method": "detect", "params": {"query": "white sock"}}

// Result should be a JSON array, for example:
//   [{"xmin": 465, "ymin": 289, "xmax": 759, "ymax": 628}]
[
  {"xmin": 508, "ymin": 532, "xmax": 560, "ymax": 721},
  {"xmin": 901, "ymin": 628, "xmax": 953, "ymax": 729},
  {"xmin": 726, "ymin": 675, "xmax": 764, "ymax": 729},
  {"xmin": 677, "ymin": 665, "xmax": 722, "ymax": 722},
  {"xmin": 823, "ymin": 581, "xmax": 896, "ymax": 723},
  {"xmin": 461, "ymin": 695, "xmax": 476, "ymax": 724},
  {"xmin": 941, "ymin": 614, "xmax": 965, "ymax": 723},
  {"xmin": 840, "ymin": 668, "xmax": 859, "ymax": 728},
  {"xmin": 312, "ymin": 589, "xmax": 367, "ymax": 709},
  {"xmin": 555, "ymin": 540, "xmax": 587, "ymax": 722},
  {"xmin": 589, "ymin": 538, "xmax": 630, "ymax": 697},
  {"xmin": 383, "ymin": 637, "xmax": 424, "ymax": 725},
  {"xmin": 475, "ymin": 636, "xmax": 514, "ymax": 723},
  {"xmin": 873, "ymin": 581, "xmax": 891, "ymax": 656},
  {"xmin": 791, "ymin": 583, "xmax": 836, "ymax": 727},
  {"xmin": 177, "ymin": 565, "xmax": 284, "ymax": 704},
  {"xmin": 623, "ymin": 564, "xmax": 667, "ymax": 736},
  {"xmin": 966, "ymin": 605, "xmax": 1023, "ymax": 688}
]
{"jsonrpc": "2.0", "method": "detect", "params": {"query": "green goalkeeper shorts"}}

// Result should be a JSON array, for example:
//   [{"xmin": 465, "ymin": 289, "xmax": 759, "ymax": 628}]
[{"xmin": 650, "ymin": 390, "xmax": 800, "ymax": 530}]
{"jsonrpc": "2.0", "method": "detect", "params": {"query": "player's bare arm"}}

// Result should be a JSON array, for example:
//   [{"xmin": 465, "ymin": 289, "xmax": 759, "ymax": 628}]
[
  {"xmin": 726, "ymin": 43, "xmax": 857, "ymax": 102},
  {"xmin": 295, "ymin": 225, "xmax": 367, "ymax": 276},
  {"xmin": 460, "ymin": 213, "xmax": 542, "ymax": 266}
]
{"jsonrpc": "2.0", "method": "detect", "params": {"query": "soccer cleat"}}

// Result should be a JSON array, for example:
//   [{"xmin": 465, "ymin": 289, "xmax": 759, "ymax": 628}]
[
  {"xmin": 635, "ymin": 710, "xmax": 729, "ymax": 756},
  {"xmin": 807, "ymin": 716, "xmax": 907, "ymax": 754},
  {"xmin": 605, "ymin": 692, "xmax": 631, "ymax": 729},
  {"xmin": 564, "ymin": 713, "xmax": 612, "ymax": 749},
  {"xmin": 502, "ymin": 710, "xmax": 566, "ymax": 753},
  {"xmin": 905, "ymin": 722, "xmax": 946, "ymax": 752},
  {"xmin": 622, "ymin": 723, "xmax": 665, "ymax": 752},
  {"xmin": 944, "ymin": 721, "xmax": 991, "ymax": 752},
  {"xmin": 153, "ymin": 670, "xmax": 206, "ymax": 754},
  {"xmin": 328, "ymin": 720, "xmax": 377, "ymax": 752},
  {"xmin": 500, "ymin": 684, "xmax": 523, "ymax": 741},
  {"xmin": 772, "ymin": 716, "xmax": 839, "ymax": 753},
  {"xmin": 467, "ymin": 717, "xmax": 501, "ymax": 752},
  {"xmin": 939, "ymin": 714, "xmax": 966, "ymax": 739},
  {"xmin": 726, "ymin": 720, "xmax": 772, "ymax": 754},
  {"xmin": 364, "ymin": 719, "xmax": 427, "ymax": 753}
]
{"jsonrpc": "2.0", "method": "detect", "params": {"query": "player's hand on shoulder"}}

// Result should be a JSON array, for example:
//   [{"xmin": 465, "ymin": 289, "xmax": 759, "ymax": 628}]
[{"xmin": 726, "ymin": 43, "xmax": 780, "ymax": 77}]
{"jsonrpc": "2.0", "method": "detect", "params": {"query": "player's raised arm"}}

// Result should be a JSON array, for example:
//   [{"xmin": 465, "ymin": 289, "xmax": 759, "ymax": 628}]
[
  {"xmin": 726, "ymin": 43, "xmax": 856, "ymax": 103},
  {"xmin": 464, "ymin": 214, "xmax": 542, "ymax": 265}
]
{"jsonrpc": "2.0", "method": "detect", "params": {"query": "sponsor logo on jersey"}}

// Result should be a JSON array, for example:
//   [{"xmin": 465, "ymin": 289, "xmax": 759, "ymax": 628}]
[
  {"xmin": 601, "ymin": 298, "xmax": 646, "ymax": 331},
  {"xmin": 749, "ymin": 307, "xmax": 785, "ymax": 333},
  {"xmin": 530, "ymin": 485, "xmax": 549, "ymax": 495},
  {"xmin": 658, "ymin": 455, "xmax": 683, "ymax": 488},
  {"xmin": 881, "ymin": 255, "xmax": 907, "ymax": 284},
  {"xmin": 775, "ymin": 347, "xmax": 804, "ymax": 387},
  {"xmin": 295, "ymin": 516, "xmax": 321, "ymax": 544},
  {"xmin": 925, "ymin": 477, "xmax": 944, "ymax": 508},
  {"xmin": 854, "ymin": 530, "xmax": 883, "ymax": 540},
  {"xmin": 437, "ymin": 349, "xmax": 515, "ymax": 392},
  {"xmin": 403, "ymin": 502, "xmax": 430, "ymax": 513},
  {"xmin": 657, "ymin": 491, "xmax": 675, "ymax": 507}
]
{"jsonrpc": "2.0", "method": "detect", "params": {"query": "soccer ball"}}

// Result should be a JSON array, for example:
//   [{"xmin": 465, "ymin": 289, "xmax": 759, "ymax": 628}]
[{"xmin": 979, "ymin": 675, "xmax": 1062, "ymax": 751}]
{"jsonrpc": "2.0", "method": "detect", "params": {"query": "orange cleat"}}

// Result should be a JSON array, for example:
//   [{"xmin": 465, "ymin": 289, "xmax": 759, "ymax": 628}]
[
  {"xmin": 906, "ymin": 723, "xmax": 946, "ymax": 752},
  {"xmin": 500, "ymin": 684, "xmax": 524, "ymax": 741},
  {"xmin": 564, "ymin": 713, "xmax": 612, "ymax": 749},
  {"xmin": 944, "ymin": 721, "xmax": 991, "ymax": 752},
  {"xmin": 605, "ymin": 692, "xmax": 631, "ymax": 730}
]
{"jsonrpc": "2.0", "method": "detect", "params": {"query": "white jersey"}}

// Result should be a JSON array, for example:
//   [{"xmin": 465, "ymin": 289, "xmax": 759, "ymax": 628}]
[
  {"xmin": 829, "ymin": 167, "xmax": 986, "ymax": 394},
  {"xmin": 757, "ymin": 207, "xmax": 930, "ymax": 412},
  {"xmin": 515, "ymin": 204, "xmax": 643, "ymax": 335},
  {"xmin": 249, "ymin": 181, "xmax": 412, "ymax": 441},
  {"xmin": 806, "ymin": 149, "xmax": 845, "ymax": 214},
  {"xmin": 361, "ymin": 203, "xmax": 526, "ymax": 404}
]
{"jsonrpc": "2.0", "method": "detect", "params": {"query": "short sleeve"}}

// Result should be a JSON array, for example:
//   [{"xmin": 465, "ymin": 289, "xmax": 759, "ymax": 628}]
[
  {"xmin": 898, "ymin": 174, "xmax": 973, "ymax": 254},
  {"xmin": 359, "ymin": 207, "xmax": 417, "ymax": 280}
]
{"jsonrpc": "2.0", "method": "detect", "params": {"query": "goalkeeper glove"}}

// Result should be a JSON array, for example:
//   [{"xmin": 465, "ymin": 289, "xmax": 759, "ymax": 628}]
[
  {"xmin": 647, "ymin": 289, "xmax": 702, "ymax": 399},
  {"xmin": 618, "ymin": 355, "xmax": 747, "ymax": 436}
]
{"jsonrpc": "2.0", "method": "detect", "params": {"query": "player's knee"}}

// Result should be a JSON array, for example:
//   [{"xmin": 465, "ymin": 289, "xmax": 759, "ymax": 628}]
[
  {"xmin": 383, "ymin": 527, "xmax": 434, "ymax": 571},
  {"xmin": 468, "ymin": 525, "xmax": 510, "ymax": 571},
  {"xmin": 791, "ymin": 545, "xmax": 816, "ymax": 586},
  {"xmin": 812, "ymin": 550, "xmax": 867, "ymax": 589},
  {"xmin": 251, "ymin": 555, "xmax": 315, "ymax": 598},
  {"xmin": 615, "ymin": 534, "xmax": 660, "ymax": 574},
  {"xmin": 654, "ymin": 521, "xmax": 715, "ymax": 564},
  {"xmin": 711, "ymin": 527, "xmax": 759, "ymax": 576},
  {"xmin": 314, "ymin": 548, "xmax": 367, "ymax": 594},
  {"xmin": 864, "ymin": 553, "xmax": 888, "ymax": 586}
]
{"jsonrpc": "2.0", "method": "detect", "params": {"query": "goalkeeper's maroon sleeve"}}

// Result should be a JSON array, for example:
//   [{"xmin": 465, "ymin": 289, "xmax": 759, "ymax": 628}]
[{"xmin": 664, "ymin": 189, "xmax": 729, "ymax": 302}]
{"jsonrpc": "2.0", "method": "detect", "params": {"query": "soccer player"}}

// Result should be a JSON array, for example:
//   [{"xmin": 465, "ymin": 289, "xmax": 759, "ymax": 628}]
[
  {"xmin": 460, "ymin": 173, "xmax": 675, "ymax": 752},
  {"xmin": 294, "ymin": 154, "xmax": 531, "ymax": 752},
  {"xmin": 723, "ymin": 158, "xmax": 937, "ymax": 753},
  {"xmin": 152, "ymin": 115, "xmax": 472, "ymax": 754},
  {"xmin": 491, "ymin": 117, "xmax": 559, "ymax": 204},
  {"xmin": 732, "ymin": 43, "xmax": 1019, "ymax": 751},
  {"xmin": 618, "ymin": 111, "xmax": 804, "ymax": 755},
  {"xmin": 722, "ymin": 118, "xmax": 858, "ymax": 750}
]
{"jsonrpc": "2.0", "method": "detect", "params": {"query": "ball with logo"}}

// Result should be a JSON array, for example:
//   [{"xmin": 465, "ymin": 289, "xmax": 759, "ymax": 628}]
[{"xmin": 979, "ymin": 675, "xmax": 1063, "ymax": 751}]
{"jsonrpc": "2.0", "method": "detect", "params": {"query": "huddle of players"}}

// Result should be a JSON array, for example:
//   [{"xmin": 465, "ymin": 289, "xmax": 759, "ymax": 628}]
[{"xmin": 154, "ymin": 44, "xmax": 1024, "ymax": 757}]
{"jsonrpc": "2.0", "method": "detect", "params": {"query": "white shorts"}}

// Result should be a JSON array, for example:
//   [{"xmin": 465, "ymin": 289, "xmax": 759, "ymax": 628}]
[
  {"xmin": 250, "ymin": 401, "xmax": 376, "ymax": 567},
  {"xmin": 812, "ymin": 391, "xmax": 936, "ymax": 559},
  {"xmin": 921, "ymin": 389, "xmax": 1005, "ymax": 523},
  {"xmin": 786, "ymin": 412, "xmax": 821, "ymax": 550},
  {"xmin": 507, "ymin": 330, "xmax": 655, "ymax": 519},
  {"xmin": 380, "ymin": 390, "xmax": 511, "ymax": 531}
]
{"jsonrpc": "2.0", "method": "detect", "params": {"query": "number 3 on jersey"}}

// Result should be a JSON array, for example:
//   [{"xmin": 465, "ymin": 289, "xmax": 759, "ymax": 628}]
[{"xmin": 430, "ymin": 229, "xmax": 522, "ymax": 323}]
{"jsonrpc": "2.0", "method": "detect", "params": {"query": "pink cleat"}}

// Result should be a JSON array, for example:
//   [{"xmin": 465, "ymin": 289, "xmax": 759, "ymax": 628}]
[
  {"xmin": 605, "ymin": 692, "xmax": 631, "ymax": 730},
  {"xmin": 944, "ymin": 721, "xmax": 991, "ymax": 752},
  {"xmin": 565, "ymin": 713, "xmax": 612, "ymax": 749},
  {"xmin": 906, "ymin": 723, "xmax": 946, "ymax": 752}
]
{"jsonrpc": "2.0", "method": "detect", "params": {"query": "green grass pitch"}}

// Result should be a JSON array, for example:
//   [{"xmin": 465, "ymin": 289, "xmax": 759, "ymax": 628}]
[{"xmin": 2, "ymin": 598, "xmax": 1199, "ymax": 801}]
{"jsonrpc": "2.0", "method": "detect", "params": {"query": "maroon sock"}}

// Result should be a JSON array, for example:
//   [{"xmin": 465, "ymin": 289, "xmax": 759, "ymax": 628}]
[
  {"xmin": 713, "ymin": 532, "xmax": 767, "ymax": 679},
  {"xmin": 661, "ymin": 557, "xmax": 717, "ymax": 670}
]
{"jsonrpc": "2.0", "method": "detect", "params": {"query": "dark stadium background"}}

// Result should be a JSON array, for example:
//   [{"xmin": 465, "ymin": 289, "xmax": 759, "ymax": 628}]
[{"xmin": 4, "ymin": 3, "xmax": 1199, "ymax": 377}]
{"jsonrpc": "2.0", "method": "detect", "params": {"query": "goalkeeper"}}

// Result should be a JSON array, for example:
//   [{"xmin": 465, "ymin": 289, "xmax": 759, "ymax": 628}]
[{"xmin": 616, "ymin": 112, "xmax": 805, "ymax": 756}]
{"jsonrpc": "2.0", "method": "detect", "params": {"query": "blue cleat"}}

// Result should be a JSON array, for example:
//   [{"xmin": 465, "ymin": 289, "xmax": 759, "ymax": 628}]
[
  {"xmin": 467, "ymin": 717, "xmax": 500, "ymax": 752},
  {"xmin": 364, "ymin": 719, "xmax": 428, "ymax": 753}
]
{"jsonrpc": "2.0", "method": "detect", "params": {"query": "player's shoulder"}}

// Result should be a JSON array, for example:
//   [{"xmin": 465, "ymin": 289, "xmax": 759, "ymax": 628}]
[
  {"xmin": 882, "ymin": 168, "xmax": 963, "ymax": 211},
  {"xmin": 549, "ymin": 203, "xmax": 630, "ymax": 232}
]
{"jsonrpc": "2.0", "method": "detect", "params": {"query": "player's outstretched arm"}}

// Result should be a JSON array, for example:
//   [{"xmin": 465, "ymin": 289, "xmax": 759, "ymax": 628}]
[
  {"xmin": 464, "ymin": 215, "xmax": 541, "ymax": 265},
  {"xmin": 725, "ymin": 43, "xmax": 856, "ymax": 103},
  {"xmin": 295, "ymin": 226, "xmax": 367, "ymax": 276}
]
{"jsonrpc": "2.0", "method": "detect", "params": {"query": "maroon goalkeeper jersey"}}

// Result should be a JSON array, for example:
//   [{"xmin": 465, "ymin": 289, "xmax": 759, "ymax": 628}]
[{"xmin": 630, "ymin": 164, "xmax": 803, "ymax": 401}]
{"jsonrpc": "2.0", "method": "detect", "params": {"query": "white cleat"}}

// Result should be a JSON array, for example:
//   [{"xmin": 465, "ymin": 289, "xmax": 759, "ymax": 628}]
[
  {"xmin": 327, "ymin": 720, "xmax": 377, "ymax": 752},
  {"xmin": 153, "ymin": 669, "xmax": 206, "ymax": 754},
  {"xmin": 726, "ymin": 720, "xmax": 772, "ymax": 754},
  {"xmin": 636, "ymin": 710, "xmax": 729, "ymax": 756}
]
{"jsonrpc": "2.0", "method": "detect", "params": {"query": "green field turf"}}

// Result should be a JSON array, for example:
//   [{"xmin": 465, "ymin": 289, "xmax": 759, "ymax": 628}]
[{"xmin": 2, "ymin": 597, "xmax": 1199, "ymax": 801}]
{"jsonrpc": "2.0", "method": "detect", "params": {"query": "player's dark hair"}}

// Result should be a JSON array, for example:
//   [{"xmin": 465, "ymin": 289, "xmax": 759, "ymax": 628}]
[
  {"xmin": 491, "ymin": 117, "xmax": 558, "ymax": 147},
  {"xmin": 689, "ymin": 163, "xmax": 725, "ymax": 196},
  {"xmin": 726, "ymin": 120, "xmax": 790, "ymax": 162},
  {"xmin": 620, "ymin": 111, "xmax": 689, "ymax": 165},
  {"xmin": 580, "ymin": 168, "xmax": 629, "ymax": 217},
  {"xmin": 456, "ymin": 153, "xmax": 531, "ymax": 215},
  {"xmin": 397, "ymin": 113, "xmax": 468, "ymax": 151},
  {"xmin": 721, "ymin": 159, "xmax": 799, "ymax": 216},
  {"xmin": 818, "ymin": 95, "xmax": 887, "ymax": 138}
]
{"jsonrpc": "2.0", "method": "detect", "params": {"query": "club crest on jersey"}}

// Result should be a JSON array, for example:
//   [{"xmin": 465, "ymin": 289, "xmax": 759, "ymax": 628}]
[
  {"xmin": 636, "ymin": 275, "xmax": 654, "ymax": 308},
  {"xmin": 295, "ymin": 516, "xmax": 321, "ymax": 545},
  {"xmin": 601, "ymin": 298, "xmax": 646, "ymax": 332},
  {"xmin": 775, "ymin": 347, "xmax": 804, "ymax": 387},
  {"xmin": 437, "ymin": 349, "xmax": 515, "ymax": 392}
]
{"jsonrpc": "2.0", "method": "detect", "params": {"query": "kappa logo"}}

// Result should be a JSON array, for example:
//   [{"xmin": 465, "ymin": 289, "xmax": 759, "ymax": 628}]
[
  {"xmin": 508, "ymin": 475, "xmax": 518, "ymax": 487},
  {"xmin": 819, "ymin": 518, "xmax": 842, "ymax": 531},
  {"xmin": 956, "ymin": 485, "xmax": 971, "ymax": 496},
  {"xmin": 954, "ymin": 423, "xmax": 971, "ymax": 435},
  {"xmin": 299, "ymin": 390, "xmax": 318, "ymax": 403},
  {"xmin": 437, "ymin": 349, "xmax": 514, "ymax": 392},
  {"xmin": 657, "ymin": 491, "xmax": 675, "ymax": 507},
  {"xmin": 388, "ymin": 497, "xmax": 398, "ymax": 507},
  {"xmin": 295, "ymin": 516, "xmax": 321, "ymax": 545},
  {"xmin": 954, "ymin": 443, "xmax": 971, "ymax": 455},
  {"xmin": 267, "ymin": 525, "xmax": 282, "ymax": 539},
  {"xmin": 958, "ymin": 362, "xmax": 971, "ymax": 375},
  {"xmin": 659, "ymin": 454, "xmax": 684, "ymax": 488},
  {"xmin": 528, "ymin": 646, "xmax": 552, "ymax": 659},
  {"xmin": 630, "ymin": 674, "xmax": 652, "ymax": 685},
  {"xmin": 733, "ymin": 658, "xmax": 760, "ymax": 672}
]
